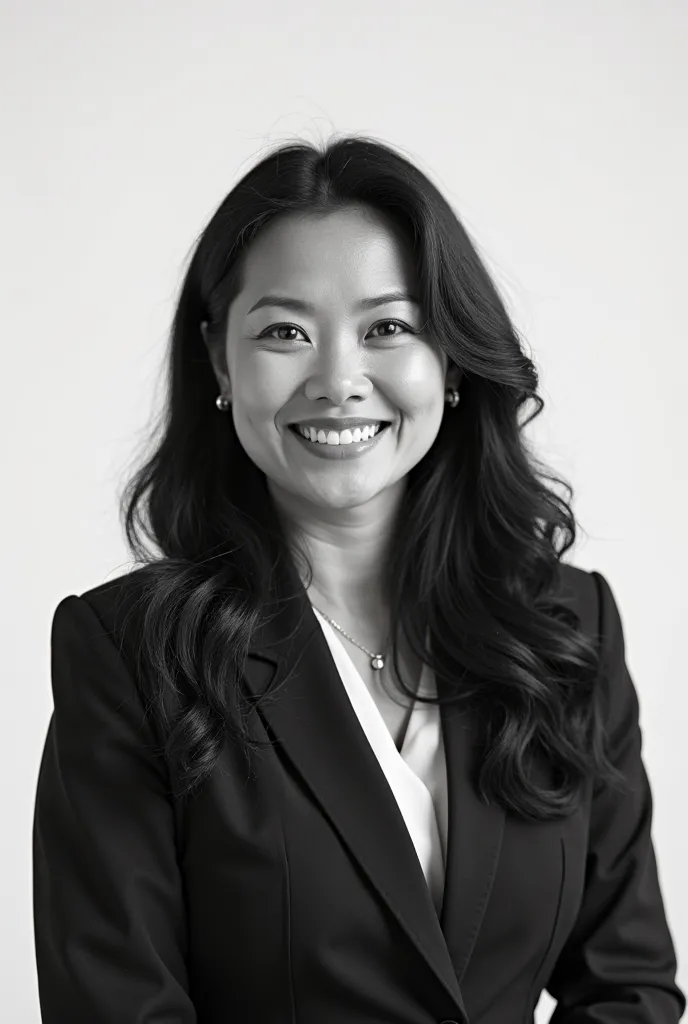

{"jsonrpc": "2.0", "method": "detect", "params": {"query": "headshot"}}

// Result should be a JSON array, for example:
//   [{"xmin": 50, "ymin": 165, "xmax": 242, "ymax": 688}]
[{"xmin": 29, "ymin": 132, "xmax": 685, "ymax": 1024}]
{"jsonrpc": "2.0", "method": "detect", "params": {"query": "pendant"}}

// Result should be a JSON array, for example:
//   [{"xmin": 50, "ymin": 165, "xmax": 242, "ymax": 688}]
[{"xmin": 371, "ymin": 655, "xmax": 385, "ymax": 670}]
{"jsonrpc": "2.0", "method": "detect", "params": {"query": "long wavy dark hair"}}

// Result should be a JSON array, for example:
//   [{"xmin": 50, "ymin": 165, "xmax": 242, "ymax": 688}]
[{"xmin": 118, "ymin": 133, "xmax": 623, "ymax": 822}]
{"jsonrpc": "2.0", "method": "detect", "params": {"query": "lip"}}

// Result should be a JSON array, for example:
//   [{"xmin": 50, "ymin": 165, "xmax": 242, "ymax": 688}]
[
  {"xmin": 288, "ymin": 417, "xmax": 391, "ymax": 430},
  {"xmin": 288, "ymin": 422, "xmax": 391, "ymax": 460}
]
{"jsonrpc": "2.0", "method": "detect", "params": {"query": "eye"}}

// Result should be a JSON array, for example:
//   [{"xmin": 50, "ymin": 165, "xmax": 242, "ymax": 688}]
[
  {"xmin": 255, "ymin": 319, "xmax": 416, "ymax": 343},
  {"xmin": 256, "ymin": 323, "xmax": 307, "ymax": 342},
  {"xmin": 366, "ymin": 319, "xmax": 415, "ymax": 339}
]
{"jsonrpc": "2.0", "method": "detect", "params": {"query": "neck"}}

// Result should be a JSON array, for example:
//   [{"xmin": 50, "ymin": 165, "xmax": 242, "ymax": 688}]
[{"xmin": 268, "ymin": 478, "xmax": 406, "ymax": 616}]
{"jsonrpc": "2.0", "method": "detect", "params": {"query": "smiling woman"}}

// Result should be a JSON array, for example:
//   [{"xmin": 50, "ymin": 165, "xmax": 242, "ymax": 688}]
[{"xmin": 33, "ymin": 135, "xmax": 684, "ymax": 1023}]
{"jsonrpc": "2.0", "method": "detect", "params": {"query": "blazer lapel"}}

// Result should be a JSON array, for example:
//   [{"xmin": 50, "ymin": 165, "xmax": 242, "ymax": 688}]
[{"xmin": 242, "ymin": 549, "xmax": 503, "ymax": 1015}]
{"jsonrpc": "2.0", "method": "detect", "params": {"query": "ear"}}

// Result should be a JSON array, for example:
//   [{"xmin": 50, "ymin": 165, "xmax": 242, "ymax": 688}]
[{"xmin": 201, "ymin": 320, "xmax": 232, "ymax": 401}]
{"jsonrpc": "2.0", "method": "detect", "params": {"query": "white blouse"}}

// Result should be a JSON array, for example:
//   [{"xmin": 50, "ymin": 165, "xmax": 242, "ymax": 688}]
[{"xmin": 311, "ymin": 607, "xmax": 449, "ymax": 917}]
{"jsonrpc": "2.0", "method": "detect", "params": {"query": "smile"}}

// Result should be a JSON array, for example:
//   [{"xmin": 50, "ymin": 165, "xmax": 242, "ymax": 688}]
[
  {"xmin": 295, "ymin": 422, "xmax": 384, "ymax": 445},
  {"xmin": 287, "ymin": 422, "xmax": 391, "ymax": 460}
]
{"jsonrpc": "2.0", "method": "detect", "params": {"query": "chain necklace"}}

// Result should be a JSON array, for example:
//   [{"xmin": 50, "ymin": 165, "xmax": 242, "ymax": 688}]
[{"xmin": 310, "ymin": 603, "xmax": 387, "ymax": 670}]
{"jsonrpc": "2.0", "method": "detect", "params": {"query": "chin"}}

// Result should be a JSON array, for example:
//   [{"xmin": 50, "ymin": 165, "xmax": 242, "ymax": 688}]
[{"xmin": 312, "ymin": 478, "xmax": 403, "ymax": 509}]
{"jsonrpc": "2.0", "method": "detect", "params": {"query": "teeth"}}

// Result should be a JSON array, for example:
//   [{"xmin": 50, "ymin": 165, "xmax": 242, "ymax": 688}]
[{"xmin": 296, "ymin": 423, "xmax": 383, "ymax": 445}]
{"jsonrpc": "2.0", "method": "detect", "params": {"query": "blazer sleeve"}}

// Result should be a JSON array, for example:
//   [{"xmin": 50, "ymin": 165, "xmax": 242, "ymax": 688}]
[
  {"xmin": 546, "ymin": 570, "xmax": 685, "ymax": 1023},
  {"xmin": 32, "ymin": 594, "xmax": 198, "ymax": 1023}
]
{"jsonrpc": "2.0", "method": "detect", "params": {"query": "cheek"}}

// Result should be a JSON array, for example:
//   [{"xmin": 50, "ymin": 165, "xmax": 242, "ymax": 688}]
[
  {"xmin": 233, "ymin": 356, "xmax": 294, "ymax": 425},
  {"xmin": 388, "ymin": 351, "xmax": 446, "ymax": 421}
]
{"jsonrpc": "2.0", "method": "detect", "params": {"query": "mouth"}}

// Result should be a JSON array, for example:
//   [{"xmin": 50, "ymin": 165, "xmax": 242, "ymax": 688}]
[
  {"xmin": 288, "ymin": 422, "xmax": 391, "ymax": 441},
  {"xmin": 287, "ymin": 421, "xmax": 392, "ymax": 458}
]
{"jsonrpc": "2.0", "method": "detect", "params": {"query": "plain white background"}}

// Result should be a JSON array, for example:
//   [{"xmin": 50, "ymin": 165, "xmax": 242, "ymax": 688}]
[{"xmin": 2, "ymin": 1, "xmax": 686, "ymax": 1020}]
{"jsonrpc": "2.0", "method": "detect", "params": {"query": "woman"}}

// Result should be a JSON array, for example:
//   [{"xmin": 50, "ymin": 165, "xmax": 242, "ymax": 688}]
[{"xmin": 32, "ymin": 136, "xmax": 684, "ymax": 1023}]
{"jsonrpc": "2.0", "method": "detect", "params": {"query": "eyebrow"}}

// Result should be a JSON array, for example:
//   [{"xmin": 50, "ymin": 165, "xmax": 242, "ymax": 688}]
[{"xmin": 246, "ymin": 290, "xmax": 420, "ymax": 316}]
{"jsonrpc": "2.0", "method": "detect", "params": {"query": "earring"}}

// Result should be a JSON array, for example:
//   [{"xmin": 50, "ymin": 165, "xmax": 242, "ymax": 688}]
[{"xmin": 216, "ymin": 394, "xmax": 231, "ymax": 411}]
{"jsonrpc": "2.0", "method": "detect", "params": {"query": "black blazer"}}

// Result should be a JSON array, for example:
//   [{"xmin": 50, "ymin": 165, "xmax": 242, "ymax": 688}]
[{"xmin": 33, "ymin": 560, "xmax": 685, "ymax": 1023}]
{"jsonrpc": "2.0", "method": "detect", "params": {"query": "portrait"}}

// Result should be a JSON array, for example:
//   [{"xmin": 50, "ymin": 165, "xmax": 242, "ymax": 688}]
[{"xmin": 6, "ymin": 6, "xmax": 685, "ymax": 1023}]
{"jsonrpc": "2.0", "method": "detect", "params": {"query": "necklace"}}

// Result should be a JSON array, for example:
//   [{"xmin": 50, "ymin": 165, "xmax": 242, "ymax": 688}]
[{"xmin": 310, "ymin": 603, "xmax": 387, "ymax": 670}]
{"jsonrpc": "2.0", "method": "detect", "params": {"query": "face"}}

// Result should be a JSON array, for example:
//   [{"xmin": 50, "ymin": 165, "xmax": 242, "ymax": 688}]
[{"xmin": 202, "ymin": 206, "xmax": 461, "ymax": 517}]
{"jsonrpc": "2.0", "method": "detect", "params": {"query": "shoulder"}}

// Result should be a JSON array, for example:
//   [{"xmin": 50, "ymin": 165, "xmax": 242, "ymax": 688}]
[
  {"xmin": 78, "ymin": 565, "xmax": 151, "ymax": 625},
  {"xmin": 557, "ymin": 562, "xmax": 639, "ymax": 747},
  {"xmin": 555, "ymin": 561, "xmax": 627, "ymax": 662},
  {"xmin": 50, "ymin": 566, "xmax": 154, "ymax": 668},
  {"xmin": 551, "ymin": 560, "xmax": 601, "ymax": 640}
]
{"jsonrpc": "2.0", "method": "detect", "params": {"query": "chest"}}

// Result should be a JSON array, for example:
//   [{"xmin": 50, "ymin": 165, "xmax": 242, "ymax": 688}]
[{"xmin": 333, "ymin": 637, "xmax": 421, "ymax": 750}]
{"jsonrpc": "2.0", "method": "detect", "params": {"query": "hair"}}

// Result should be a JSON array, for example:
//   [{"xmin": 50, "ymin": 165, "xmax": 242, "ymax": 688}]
[{"xmin": 118, "ymin": 132, "xmax": 624, "ymax": 822}]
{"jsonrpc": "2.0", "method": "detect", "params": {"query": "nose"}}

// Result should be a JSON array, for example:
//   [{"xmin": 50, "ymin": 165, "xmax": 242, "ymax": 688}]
[{"xmin": 303, "ymin": 336, "xmax": 374, "ymax": 405}]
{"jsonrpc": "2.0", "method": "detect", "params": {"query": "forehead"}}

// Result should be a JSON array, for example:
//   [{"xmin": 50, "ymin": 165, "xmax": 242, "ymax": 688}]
[{"xmin": 236, "ymin": 206, "xmax": 417, "ymax": 303}]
